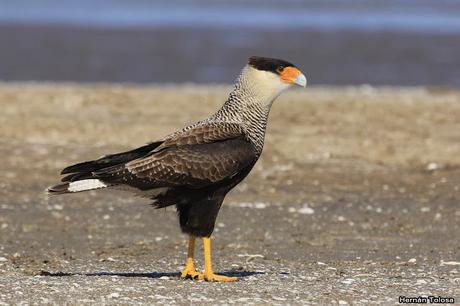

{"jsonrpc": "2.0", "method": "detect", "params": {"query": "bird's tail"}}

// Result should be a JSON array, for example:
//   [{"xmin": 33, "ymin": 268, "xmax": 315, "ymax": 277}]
[
  {"xmin": 47, "ymin": 141, "xmax": 163, "ymax": 195},
  {"xmin": 47, "ymin": 179, "xmax": 109, "ymax": 195}
]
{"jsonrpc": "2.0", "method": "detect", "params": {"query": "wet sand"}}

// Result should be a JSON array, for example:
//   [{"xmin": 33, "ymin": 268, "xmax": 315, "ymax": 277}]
[
  {"xmin": 0, "ymin": 83, "xmax": 459, "ymax": 304},
  {"xmin": 1, "ymin": 24, "xmax": 460, "ymax": 87}
]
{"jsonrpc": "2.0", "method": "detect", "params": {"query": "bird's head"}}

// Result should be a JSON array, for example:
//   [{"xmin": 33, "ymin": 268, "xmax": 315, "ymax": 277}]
[
  {"xmin": 233, "ymin": 56, "xmax": 306, "ymax": 107},
  {"xmin": 247, "ymin": 56, "xmax": 307, "ymax": 89}
]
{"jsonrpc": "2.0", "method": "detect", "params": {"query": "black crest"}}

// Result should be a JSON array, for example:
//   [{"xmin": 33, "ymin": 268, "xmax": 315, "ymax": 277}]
[{"xmin": 248, "ymin": 56, "xmax": 295, "ymax": 74}]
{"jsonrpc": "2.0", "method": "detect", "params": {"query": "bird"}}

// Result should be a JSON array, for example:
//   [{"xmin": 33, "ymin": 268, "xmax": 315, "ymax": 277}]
[{"xmin": 48, "ymin": 56, "xmax": 307, "ymax": 282}]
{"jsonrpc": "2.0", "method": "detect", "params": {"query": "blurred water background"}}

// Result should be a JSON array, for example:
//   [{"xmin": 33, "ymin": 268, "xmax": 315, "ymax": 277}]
[{"xmin": 1, "ymin": 0, "xmax": 459, "ymax": 86}]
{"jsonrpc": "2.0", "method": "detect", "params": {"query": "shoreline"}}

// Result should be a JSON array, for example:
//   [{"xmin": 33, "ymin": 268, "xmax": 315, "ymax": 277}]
[{"xmin": 1, "ymin": 23, "xmax": 460, "ymax": 87}]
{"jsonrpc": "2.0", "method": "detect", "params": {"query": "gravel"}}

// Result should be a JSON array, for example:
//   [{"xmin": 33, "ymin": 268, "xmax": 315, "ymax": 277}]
[{"xmin": 1, "ymin": 84, "xmax": 459, "ymax": 305}]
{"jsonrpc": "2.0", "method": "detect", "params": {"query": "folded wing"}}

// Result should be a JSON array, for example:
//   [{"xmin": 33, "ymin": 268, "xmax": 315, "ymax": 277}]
[{"xmin": 93, "ymin": 122, "xmax": 257, "ymax": 190}]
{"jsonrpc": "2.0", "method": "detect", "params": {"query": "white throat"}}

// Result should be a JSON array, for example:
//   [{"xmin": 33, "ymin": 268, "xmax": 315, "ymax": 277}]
[{"xmin": 232, "ymin": 65, "xmax": 291, "ymax": 109}]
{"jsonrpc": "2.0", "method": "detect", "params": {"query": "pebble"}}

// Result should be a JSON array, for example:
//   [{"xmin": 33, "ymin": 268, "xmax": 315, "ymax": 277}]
[
  {"xmin": 254, "ymin": 202, "xmax": 267, "ymax": 209},
  {"xmin": 341, "ymin": 278, "xmax": 355, "ymax": 285},
  {"xmin": 297, "ymin": 206, "xmax": 314, "ymax": 215},
  {"xmin": 441, "ymin": 261, "xmax": 460, "ymax": 266},
  {"xmin": 288, "ymin": 206, "xmax": 314, "ymax": 214},
  {"xmin": 237, "ymin": 202, "xmax": 268, "ymax": 209},
  {"xmin": 272, "ymin": 296, "xmax": 287, "ymax": 301},
  {"xmin": 107, "ymin": 293, "xmax": 119, "ymax": 299},
  {"xmin": 426, "ymin": 162, "xmax": 442, "ymax": 171}
]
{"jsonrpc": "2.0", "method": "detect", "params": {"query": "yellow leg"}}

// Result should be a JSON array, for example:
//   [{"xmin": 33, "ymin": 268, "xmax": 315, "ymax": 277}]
[
  {"xmin": 199, "ymin": 237, "xmax": 238, "ymax": 282},
  {"xmin": 180, "ymin": 235, "xmax": 203, "ymax": 279}
]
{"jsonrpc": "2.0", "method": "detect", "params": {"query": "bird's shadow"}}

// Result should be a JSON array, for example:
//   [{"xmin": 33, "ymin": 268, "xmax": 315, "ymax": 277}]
[{"xmin": 39, "ymin": 270, "xmax": 263, "ymax": 279}]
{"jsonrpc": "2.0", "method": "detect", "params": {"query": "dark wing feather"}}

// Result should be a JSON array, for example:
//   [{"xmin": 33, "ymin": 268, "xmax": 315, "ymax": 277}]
[
  {"xmin": 127, "ymin": 138, "xmax": 256, "ymax": 187},
  {"xmin": 154, "ymin": 122, "xmax": 245, "ymax": 150},
  {"xmin": 93, "ymin": 123, "xmax": 256, "ymax": 189},
  {"xmin": 60, "ymin": 141, "xmax": 163, "ymax": 181}
]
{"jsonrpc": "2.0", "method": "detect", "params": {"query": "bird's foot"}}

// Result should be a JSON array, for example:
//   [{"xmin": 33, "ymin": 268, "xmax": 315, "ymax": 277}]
[
  {"xmin": 180, "ymin": 267, "xmax": 203, "ymax": 280},
  {"xmin": 198, "ymin": 272, "xmax": 238, "ymax": 282}
]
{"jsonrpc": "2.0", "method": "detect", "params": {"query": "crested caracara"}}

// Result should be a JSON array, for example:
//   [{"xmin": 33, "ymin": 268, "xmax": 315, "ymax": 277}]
[{"xmin": 48, "ymin": 56, "xmax": 307, "ymax": 282}]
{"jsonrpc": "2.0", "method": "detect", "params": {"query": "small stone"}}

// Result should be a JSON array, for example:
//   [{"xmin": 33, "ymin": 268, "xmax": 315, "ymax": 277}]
[
  {"xmin": 317, "ymin": 262, "xmax": 326, "ymax": 265},
  {"xmin": 298, "ymin": 206, "xmax": 314, "ymax": 215},
  {"xmin": 0, "ymin": 257, "xmax": 7, "ymax": 262},
  {"xmin": 408, "ymin": 258, "xmax": 417, "ymax": 263},
  {"xmin": 341, "ymin": 278, "xmax": 355, "ymax": 285},
  {"xmin": 272, "ymin": 296, "xmax": 287, "ymax": 301},
  {"xmin": 99, "ymin": 257, "xmax": 116, "ymax": 262},
  {"xmin": 254, "ymin": 202, "xmax": 266, "ymax": 209},
  {"xmin": 441, "ymin": 261, "xmax": 460, "ymax": 266},
  {"xmin": 426, "ymin": 162, "xmax": 442, "ymax": 171},
  {"xmin": 107, "ymin": 293, "xmax": 119, "ymax": 299}
]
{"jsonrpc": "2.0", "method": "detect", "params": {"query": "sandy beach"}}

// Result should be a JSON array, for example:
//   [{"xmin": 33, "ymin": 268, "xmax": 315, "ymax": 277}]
[{"xmin": 1, "ymin": 83, "xmax": 459, "ymax": 304}]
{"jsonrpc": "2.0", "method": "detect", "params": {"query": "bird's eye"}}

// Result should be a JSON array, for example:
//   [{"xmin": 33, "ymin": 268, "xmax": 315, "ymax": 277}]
[{"xmin": 277, "ymin": 66, "xmax": 285, "ymax": 73}]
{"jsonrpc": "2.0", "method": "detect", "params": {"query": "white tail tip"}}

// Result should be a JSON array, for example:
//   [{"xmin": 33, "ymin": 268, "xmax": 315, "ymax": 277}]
[{"xmin": 68, "ymin": 179, "xmax": 108, "ymax": 192}]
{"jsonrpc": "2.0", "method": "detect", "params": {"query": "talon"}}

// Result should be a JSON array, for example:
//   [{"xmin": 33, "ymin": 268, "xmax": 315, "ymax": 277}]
[
  {"xmin": 181, "ymin": 269, "xmax": 203, "ymax": 280},
  {"xmin": 199, "ymin": 272, "xmax": 238, "ymax": 282}
]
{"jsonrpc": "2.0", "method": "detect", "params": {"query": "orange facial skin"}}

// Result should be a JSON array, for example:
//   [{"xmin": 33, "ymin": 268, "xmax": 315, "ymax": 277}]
[{"xmin": 280, "ymin": 66, "xmax": 303, "ymax": 84}]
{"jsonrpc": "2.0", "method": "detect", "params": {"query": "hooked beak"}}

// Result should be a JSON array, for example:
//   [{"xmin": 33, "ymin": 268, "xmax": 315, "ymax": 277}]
[
  {"xmin": 294, "ymin": 73, "xmax": 307, "ymax": 87},
  {"xmin": 280, "ymin": 67, "xmax": 307, "ymax": 87}
]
